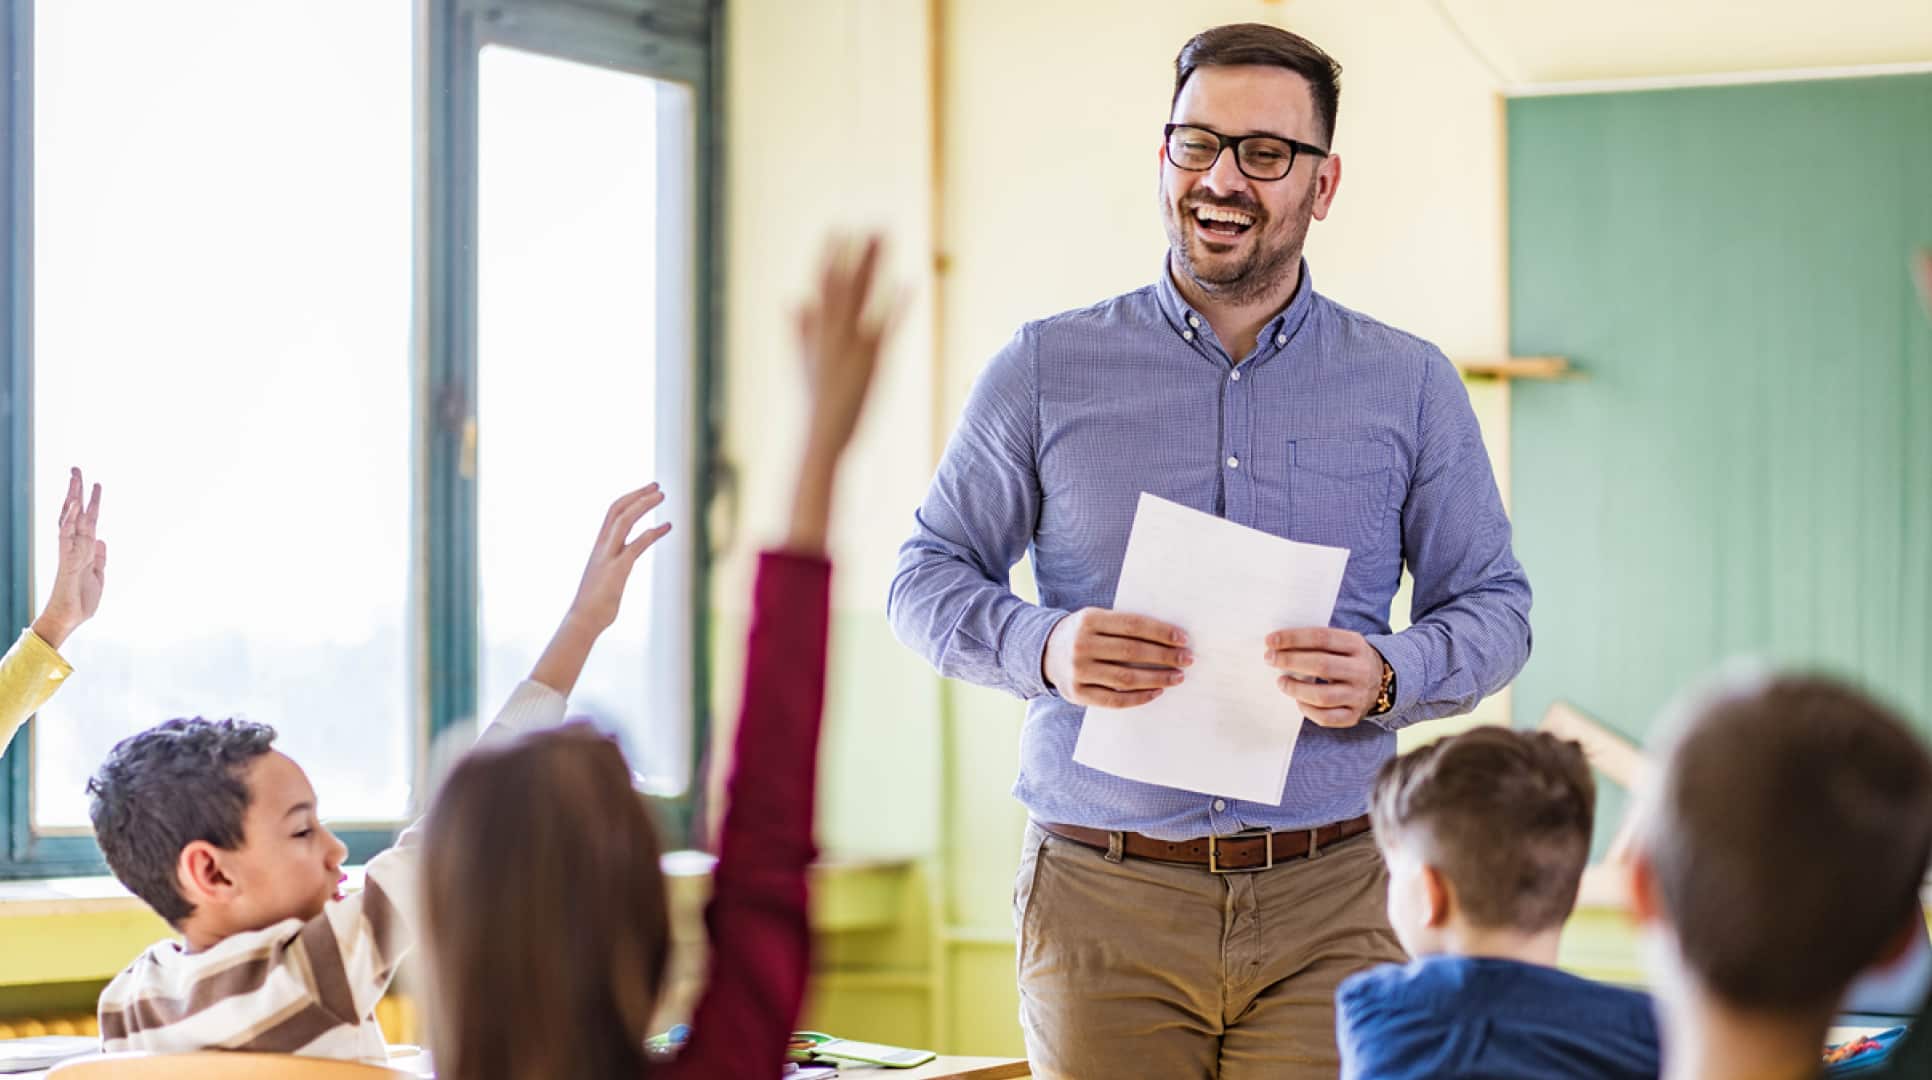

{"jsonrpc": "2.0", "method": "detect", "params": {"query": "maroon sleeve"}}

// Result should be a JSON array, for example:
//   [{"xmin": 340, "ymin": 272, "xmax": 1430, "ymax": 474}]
[{"xmin": 661, "ymin": 549, "xmax": 829, "ymax": 1080}]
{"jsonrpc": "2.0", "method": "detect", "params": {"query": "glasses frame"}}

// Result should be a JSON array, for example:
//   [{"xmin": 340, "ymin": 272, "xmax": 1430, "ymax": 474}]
[{"xmin": 1162, "ymin": 123, "xmax": 1329, "ymax": 182}]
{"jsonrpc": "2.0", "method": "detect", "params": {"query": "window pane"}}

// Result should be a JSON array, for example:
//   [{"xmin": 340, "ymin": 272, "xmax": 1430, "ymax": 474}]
[
  {"xmin": 31, "ymin": 2, "xmax": 414, "ymax": 828},
  {"xmin": 477, "ymin": 46, "xmax": 693, "ymax": 794}
]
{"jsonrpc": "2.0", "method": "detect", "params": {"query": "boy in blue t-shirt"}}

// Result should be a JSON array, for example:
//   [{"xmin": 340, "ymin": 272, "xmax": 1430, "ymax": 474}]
[{"xmin": 1336, "ymin": 727, "xmax": 1660, "ymax": 1080}]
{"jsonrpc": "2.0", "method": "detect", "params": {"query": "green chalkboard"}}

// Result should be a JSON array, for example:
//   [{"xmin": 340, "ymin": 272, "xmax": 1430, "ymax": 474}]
[{"xmin": 1507, "ymin": 74, "xmax": 1932, "ymax": 851}]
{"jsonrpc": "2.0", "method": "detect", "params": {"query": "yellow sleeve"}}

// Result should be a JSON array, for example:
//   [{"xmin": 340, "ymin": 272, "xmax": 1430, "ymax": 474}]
[{"xmin": 0, "ymin": 629, "xmax": 74, "ymax": 757}]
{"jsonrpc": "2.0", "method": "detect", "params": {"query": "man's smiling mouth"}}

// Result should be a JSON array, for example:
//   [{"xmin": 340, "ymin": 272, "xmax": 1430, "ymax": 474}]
[{"xmin": 1192, "ymin": 204, "xmax": 1256, "ymax": 237}]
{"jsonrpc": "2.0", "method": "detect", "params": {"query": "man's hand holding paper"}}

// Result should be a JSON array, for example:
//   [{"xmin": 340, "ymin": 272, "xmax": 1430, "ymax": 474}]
[
  {"xmin": 1070, "ymin": 493, "xmax": 1351, "ymax": 804},
  {"xmin": 1266, "ymin": 626, "xmax": 1386, "ymax": 728},
  {"xmin": 1041, "ymin": 608, "xmax": 1193, "ymax": 708}
]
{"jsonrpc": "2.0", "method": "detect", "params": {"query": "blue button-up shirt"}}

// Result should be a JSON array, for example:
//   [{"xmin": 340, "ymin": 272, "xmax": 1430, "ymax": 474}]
[{"xmin": 888, "ymin": 261, "xmax": 1531, "ymax": 838}]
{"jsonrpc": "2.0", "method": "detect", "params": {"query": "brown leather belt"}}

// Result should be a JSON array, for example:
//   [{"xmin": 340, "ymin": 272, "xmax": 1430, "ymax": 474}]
[{"xmin": 1037, "ymin": 814, "xmax": 1373, "ymax": 873}]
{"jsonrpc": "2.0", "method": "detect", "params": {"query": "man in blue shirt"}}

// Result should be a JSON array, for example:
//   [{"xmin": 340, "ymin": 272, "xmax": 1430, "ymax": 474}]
[
  {"xmin": 1337, "ymin": 727, "xmax": 1659, "ymax": 1079},
  {"xmin": 889, "ymin": 22, "xmax": 1531, "ymax": 1078}
]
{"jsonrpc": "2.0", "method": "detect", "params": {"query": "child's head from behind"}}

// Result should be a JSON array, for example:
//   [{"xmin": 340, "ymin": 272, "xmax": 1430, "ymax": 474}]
[
  {"xmin": 421, "ymin": 723, "xmax": 669, "ymax": 1080},
  {"xmin": 1632, "ymin": 672, "xmax": 1932, "ymax": 1023},
  {"xmin": 87, "ymin": 717, "xmax": 349, "ymax": 939},
  {"xmin": 1369, "ymin": 726, "xmax": 1595, "ymax": 957}
]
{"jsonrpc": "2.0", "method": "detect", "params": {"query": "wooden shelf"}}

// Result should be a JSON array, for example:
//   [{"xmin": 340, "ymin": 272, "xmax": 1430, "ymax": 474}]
[{"xmin": 1455, "ymin": 356, "xmax": 1575, "ymax": 380}]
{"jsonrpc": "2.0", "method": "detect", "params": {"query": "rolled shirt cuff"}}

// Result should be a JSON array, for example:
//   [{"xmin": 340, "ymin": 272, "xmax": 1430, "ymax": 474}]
[{"xmin": 1000, "ymin": 604, "xmax": 1072, "ymax": 701}]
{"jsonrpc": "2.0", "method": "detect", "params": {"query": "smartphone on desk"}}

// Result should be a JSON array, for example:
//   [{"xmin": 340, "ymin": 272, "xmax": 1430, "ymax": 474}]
[{"xmin": 792, "ymin": 1031, "xmax": 938, "ymax": 1068}]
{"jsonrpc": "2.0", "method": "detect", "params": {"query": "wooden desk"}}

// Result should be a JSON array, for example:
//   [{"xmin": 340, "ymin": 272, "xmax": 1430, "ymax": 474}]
[{"xmin": 844, "ymin": 1058, "xmax": 1028, "ymax": 1080}]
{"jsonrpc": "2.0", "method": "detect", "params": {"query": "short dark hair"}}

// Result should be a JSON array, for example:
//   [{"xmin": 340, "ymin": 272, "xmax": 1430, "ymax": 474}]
[
  {"xmin": 86, "ymin": 717, "xmax": 278, "ymax": 924},
  {"xmin": 1172, "ymin": 23, "xmax": 1343, "ymax": 146},
  {"xmin": 1643, "ymin": 673, "xmax": 1932, "ymax": 1016},
  {"xmin": 1370, "ymin": 726, "xmax": 1595, "ymax": 933}
]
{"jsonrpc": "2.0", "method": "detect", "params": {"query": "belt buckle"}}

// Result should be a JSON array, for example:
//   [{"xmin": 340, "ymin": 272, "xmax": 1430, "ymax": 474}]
[{"xmin": 1207, "ymin": 832, "xmax": 1274, "ymax": 874}]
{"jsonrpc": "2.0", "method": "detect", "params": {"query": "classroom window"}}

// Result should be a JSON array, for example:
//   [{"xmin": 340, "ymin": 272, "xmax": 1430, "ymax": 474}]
[
  {"xmin": 1, "ymin": 0, "xmax": 718, "ymax": 875},
  {"xmin": 28, "ymin": 0, "xmax": 415, "ymax": 832},
  {"xmin": 475, "ymin": 46, "xmax": 697, "ymax": 793}
]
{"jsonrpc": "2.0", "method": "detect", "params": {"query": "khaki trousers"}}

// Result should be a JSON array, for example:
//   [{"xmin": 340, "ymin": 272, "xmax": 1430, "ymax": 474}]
[{"xmin": 1013, "ymin": 821, "xmax": 1405, "ymax": 1079}]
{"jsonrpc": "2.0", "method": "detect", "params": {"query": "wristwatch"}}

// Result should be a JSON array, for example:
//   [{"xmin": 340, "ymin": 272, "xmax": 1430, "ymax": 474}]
[{"xmin": 1367, "ymin": 656, "xmax": 1397, "ymax": 718}]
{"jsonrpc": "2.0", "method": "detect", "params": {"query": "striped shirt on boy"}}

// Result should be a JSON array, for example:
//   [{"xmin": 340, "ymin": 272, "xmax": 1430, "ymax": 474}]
[{"xmin": 96, "ymin": 680, "xmax": 567, "ymax": 1063}]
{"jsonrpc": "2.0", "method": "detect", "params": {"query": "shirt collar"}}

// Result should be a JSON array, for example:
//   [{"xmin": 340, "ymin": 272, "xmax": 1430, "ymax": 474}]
[{"xmin": 1155, "ymin": 254, "xmax": 1319, "ymax": 363}]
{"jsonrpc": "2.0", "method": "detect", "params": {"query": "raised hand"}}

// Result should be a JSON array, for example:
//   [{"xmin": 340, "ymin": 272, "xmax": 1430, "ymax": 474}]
[
  {"xmin": 797, "ymin": 234, "xmax": 897, "ymax": 461},
  {"xmin": 787, "ymin": 234, "xmax": 900, "ymax": 553},
  {"xmin": 33, "ymin": 468, "xmax": 106, "ymax": 650},
  {"xmin": 529, "ymin": 482, "xmax": 671, "ymax": 697},
  {"xmin": 566, "ymin": 483, "xmax": 672, "ymax": 633}
]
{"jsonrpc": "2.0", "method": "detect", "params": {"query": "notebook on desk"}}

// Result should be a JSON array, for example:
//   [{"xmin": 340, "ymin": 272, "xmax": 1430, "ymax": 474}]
[
  {"xmin": 0, "ymin": 1036, "xmax": 96, "ymax": 1074},
  {"xmin": 1823, "ymin": 919, "xmax": 1932, "ymax": 1074}
]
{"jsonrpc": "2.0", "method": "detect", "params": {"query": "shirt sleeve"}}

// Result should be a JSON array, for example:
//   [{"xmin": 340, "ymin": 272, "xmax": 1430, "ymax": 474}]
[
  {"xmin": 1364, "ymin": 349, "xmax": 1533, "ymax": 730},
  {"xmin": 663, "ymin": 550, "xmax": 830, "ymax": 1080},
  {"xmin": 887, "ymin": 327, "xmax": 1068, "ymax": 701},
  {"xmin": 1334, "ymin": 976, "xmax": 1382, "ymax": 1080},
  {"xmin": 0, "ymin": 628, "xmax": 73, "ymax": 758},
  {"xmin": 1335, "ymin": 972, "xmax": 1439, "ymax": 1080},
  {"xmin": 297, "ymin": 679, "xmax": 570, "ymax": 1025}
]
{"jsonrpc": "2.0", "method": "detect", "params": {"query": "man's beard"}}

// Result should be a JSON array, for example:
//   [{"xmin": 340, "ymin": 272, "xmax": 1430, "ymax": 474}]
[{"xmin": 1164, "ymin": 182, "xmax": 1315, "ymax": 306}]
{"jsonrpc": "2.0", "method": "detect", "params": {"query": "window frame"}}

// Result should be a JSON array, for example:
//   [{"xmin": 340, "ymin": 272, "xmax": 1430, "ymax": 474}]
[{"xmin": 0, "ymin": 0, "xmax": 722, "ymax": 877}]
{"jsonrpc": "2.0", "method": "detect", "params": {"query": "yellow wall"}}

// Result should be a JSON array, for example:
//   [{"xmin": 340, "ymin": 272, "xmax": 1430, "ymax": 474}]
[{"xmin": 716, "ymin": 0, "xmax": 944, "ymax": 859}]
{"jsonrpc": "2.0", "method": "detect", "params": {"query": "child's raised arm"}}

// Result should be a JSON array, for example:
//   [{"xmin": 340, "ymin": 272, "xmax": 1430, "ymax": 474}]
[
  {"xmin": 667, "ymin": 233, "xmax": 898, "ymax": 1079},
  {"xmin": 34, "ymin": 467, "xmax": 106, "ymax": 650},
  {"xmin": 269, "ymin": 483, "xmax": 672, "ymax": 1042},
  {"xmin": 2, "ymin": 468, "xmax": 105, "ymax": 756},
  {"xmin": 783, "ymin": 235, "xmax": 895, "ymax": 556},
  {"xmin": 527, "ymin": 482, "xmax": 672, "ymax": 697}
]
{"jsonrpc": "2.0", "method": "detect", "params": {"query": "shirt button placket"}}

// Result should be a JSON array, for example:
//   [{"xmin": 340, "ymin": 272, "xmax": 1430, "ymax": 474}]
[{"xmin": 1227, "ymin": 340, "xmax": 1255, "ymax": 519}]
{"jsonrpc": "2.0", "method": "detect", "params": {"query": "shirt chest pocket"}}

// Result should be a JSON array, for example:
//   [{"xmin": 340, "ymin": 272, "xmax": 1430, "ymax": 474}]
[{"xmin": 1286, "ymin": 437, "xmax": 1399, "ymax": 562}]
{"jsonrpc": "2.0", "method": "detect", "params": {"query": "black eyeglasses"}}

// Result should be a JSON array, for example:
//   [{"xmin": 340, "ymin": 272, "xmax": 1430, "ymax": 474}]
[{"xmin": 1163, "ymin": 123, "xmax": 1328, "ymax": 182}]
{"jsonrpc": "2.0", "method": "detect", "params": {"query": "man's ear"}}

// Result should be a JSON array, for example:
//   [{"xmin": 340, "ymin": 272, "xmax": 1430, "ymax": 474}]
[
  {"xmin": 177, "ymin": 840, "xmax": 236, "ymax": 912},
  {"xmin": 1420, "ymin": 863, "xmax": 1453, "ymax": 929},
  {"xmin": 1311, "ymin": 152, "xmax": 1342, "ymax": 221}
]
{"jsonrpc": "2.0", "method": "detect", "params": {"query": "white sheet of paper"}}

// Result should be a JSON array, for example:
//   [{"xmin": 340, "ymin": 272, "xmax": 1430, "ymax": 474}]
[{"xmin": 1072, "ymin": 493, "xmax": 1349, "ymax": 804}]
